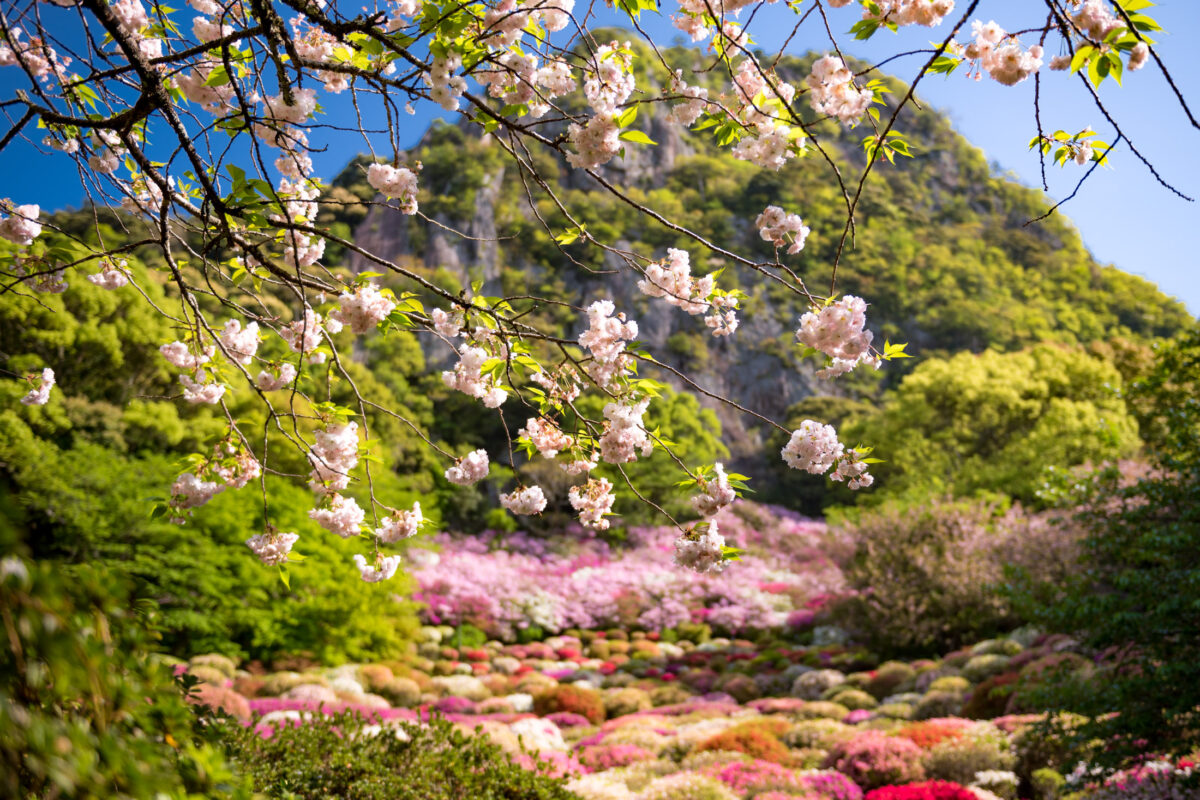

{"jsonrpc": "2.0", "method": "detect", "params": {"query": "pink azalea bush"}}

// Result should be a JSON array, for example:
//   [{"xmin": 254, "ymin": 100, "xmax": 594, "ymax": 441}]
[
  {"xmin": 824, "ymin": 730, "xmax": 926, "ymax": 790},
  {"xmin": 413, "ymin": 503, "xmax": 846, "ymax": 638}
]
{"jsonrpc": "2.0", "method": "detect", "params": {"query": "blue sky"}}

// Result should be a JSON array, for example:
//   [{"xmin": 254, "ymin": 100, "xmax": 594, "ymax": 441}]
[{"xmin": 3, "ymin": 0, "xmax": 1196, "ymax": 312}]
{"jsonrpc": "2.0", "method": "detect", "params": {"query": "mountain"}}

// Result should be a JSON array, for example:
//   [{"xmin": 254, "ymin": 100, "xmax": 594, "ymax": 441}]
[{"xmin": 315, "ymin": 45, "xmax": 1192, "ymax": 460}]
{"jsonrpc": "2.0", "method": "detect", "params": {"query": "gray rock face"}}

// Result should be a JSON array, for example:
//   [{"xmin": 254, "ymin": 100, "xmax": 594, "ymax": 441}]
[{"xmin": 342, "ymin": 114, "xmax": 820, "ymax": 461}]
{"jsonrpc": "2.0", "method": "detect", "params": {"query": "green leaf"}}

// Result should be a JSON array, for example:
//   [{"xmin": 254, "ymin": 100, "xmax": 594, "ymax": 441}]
[
  {"xmin": 619, "ymin": 130, "xmax": 657, "ymax": 146},
  {"xmin": 614, "ymin": 104, "xmax": 638, "ymax": 128}
]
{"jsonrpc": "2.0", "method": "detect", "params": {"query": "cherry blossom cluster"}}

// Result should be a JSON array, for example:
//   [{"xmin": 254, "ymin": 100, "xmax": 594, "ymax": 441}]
[
  {"xmin": 673, "ymin": 521, "xmax": 727, "ymax": 574},
  {"xmin": 86, "ymin": 258, "xmax": 130, "ymax": 290},
  {"xmin": 19, "ymin": 367, "xmax": 55, "ymax": 406},
  {"xmin": 377, "ymin": 502, "xmax": 423, "ymax": 543},
  {"xmin": 331, "ymin": 281, "xmax": 396, "ymax": 335},
  {"xmin": 704, "ymin": 292, "xmax": 740, "ymax": 337},
  {"xmin": 598, "ymin": 398, "xmax": 653, "ymax": 464},
  {"xmin": 425, "ymin": 52, "xmax": 468, "ymax": 111},
  {"xmin": 0, "ymin": 28, "xmax": 71, "ymax": 82},
  {"xmin": 430, "ymin": 307, "xmax": 464, "ymax": 338},
  {"xmin": 806, "ymin": 55, "xmax": 874, "ymax": 126},
  {"xmin": 796, "ymin": 295, "xmax": 881, "ymax": 378},
  {"xmin": 366, "ymin": 164, "xmax": 420, "ymax": 215},
  {"xmin": 578, "ymin": 300, "xmax": 638, "ymax": 390},
  {"xmin": 637, "ymin": 248, "xmax": 713, "ymax": 316},
  {"xmin": 442, "ymin": 344, "xmax": 507, "ymax": 408},
  {"xmin": 308, "ymin": 421, "xmax": 360, "ymax": 495},
  {"xmin": 756, "ymin": 206, "xmax": 810, "ymax": 255},
  {"xmin": 692, "ymin": 463, "xmax": 737, "ymax": 517},
  {"xmin": 168, "ymin": 440, "xmax": 262, "ymax": 521},
  {"xmin": 567, "ymin": 42, "xmax": 635, "ymax": 169},
  {"xmin": 830, "ymin": 0, "xmax": 955, "ymax": 28},
  {"xmin": 729, "ymin": 60, "xmax": 802, "ymax": 171},
  {"xmin": 445, "ymin": 448, "xmax": 489, "ymax": 486},
  {"xmin": 0, "ymin": 203, "xmax": 42, "ymax": 246},
  {"xmin": 245, "ymin": 530, "xmax": 300, "ymax": 566},
  {"xmin": 219, "ymin": 319, "xmax": 260, "ymax": 365},
  {"xmin": 665, "ymin": 71, "xmax": 710, "ymax": 126},
  {"xmin": 255, "ymin": 362, "xmax": 298, "ymax": 391},
  {"xmin": 519, "ymin": 416, "xmax": 575, "ymax": 458},
  {"xmin": 280, "ymin": 306, "xmax": 335, "ymax": 361},
  {"xmin": 568, "ymin": 478, "xmax": 615, "ymax": 530},
  {"xmin": 354, "ymin": 552, "xmax": 402, "ymax": 583},
  {"xmin": 961, "ymin": 21, "xmax": 1044, "ymax": 86},
  {"xmin": 500, "ymin": 485, "xmax": 548, "ymax": 515},
  {"xmin": 781, "ymin": 419, "xmax": 873, "ymax": 490},
  {"xmin": 309, "ymin": 492, "xmax": 366, "ymax": 538},
  {"xmin": 530, "ymin": 366, "xmax": 582, "ymax": 408}
]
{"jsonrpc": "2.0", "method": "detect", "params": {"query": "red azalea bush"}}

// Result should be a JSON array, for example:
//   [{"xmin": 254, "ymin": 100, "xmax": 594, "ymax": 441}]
[
  {"xmin": 824, "ymin": 730, "xmax": 926, "ymax": 789},
  {"xmin": 864, "ymin": 780, "xmax": 978, "ymax": 800}
]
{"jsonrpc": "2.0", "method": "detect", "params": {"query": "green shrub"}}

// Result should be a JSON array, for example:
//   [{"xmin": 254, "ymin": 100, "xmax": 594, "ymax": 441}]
[
  {"xmin": 793, "ymin": 701, "xmax": 851, "ymax": 720},
  {"xmin": 830, "ymin": 498, "xmax": 1082, "ymax": 656},
  {"xmin": 929, "ymin": 676, "xmax": 970, "ymax": 693},
  {"xmin": 829, "ymin": 688, "xmax": 878, "ymax": 710},
  {"xmin": 533, "ymin": 684, "xmax": 605, "ymax": 724},
  {"xmin": 922, "ymin": 735, "xmax": 1016, "ymax": 785},
  {"xmin": 637, "ymin": 771, "xmax": 738, "ymax": 800},
  {"xmin": 0, "ymin": 559, "xmax": 250, "ymax": 799},
  {"xmin": 1031, "ymin": 767, "xmax": 1066, "ymax": 800},
  {"xmin": 783, "ymin": 719, "xmax": 855, "ymax": 750},
  {"xmin": 603, "ymin": 687, "xmax": 653, "ymax": 717},
  {"xmin": 220, "ymin": 711, "xmax": 578, "ymax": 799},
  {"xmin": 380, "ymin": 677, "xmax": 422, "ymax": 707},
  {"xmin": 190, "ymin": 652, "xmax": 238, "ymax": 677},
  {"xmin": 962, "ymin": 654, "xmax": 1012, "ymax": 683},
  {"xmin": 188, "ymin": 664, "xmax": 231, "ymax": 685},
  {"xmin": 867, "ymin": 661, "xmax": 917, "ymax": 699},
  {"xmin": 912, "ymin": 691, "xmax": 963, "ymax": 720}
]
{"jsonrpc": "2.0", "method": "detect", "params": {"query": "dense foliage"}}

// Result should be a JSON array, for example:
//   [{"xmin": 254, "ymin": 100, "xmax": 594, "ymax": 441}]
[
  {"xmin": 219, "ymin": 711, "xmax": 579, "ymax": 799},
  {"xmin": 0, "ymin": 559, "xmax": 250, "ymax": 798},
  {"xmin": 1012, "ymin": 327, "xmax": 1200, "ymax": 771}
]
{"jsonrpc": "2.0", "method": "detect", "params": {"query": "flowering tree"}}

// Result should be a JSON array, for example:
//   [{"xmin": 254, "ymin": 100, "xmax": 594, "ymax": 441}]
[{"xmin": 0, "ymin": 0, "xmax": 1191, "ymax": 580}]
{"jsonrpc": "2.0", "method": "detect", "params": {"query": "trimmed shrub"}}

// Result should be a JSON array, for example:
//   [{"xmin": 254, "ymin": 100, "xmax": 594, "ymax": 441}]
[
  {"xmin": 794, "ymin": 701, "xmax": 852, "ymax": 721},
  {"xmin": 922, "ymin": 736, "xmax": 1016, "ymax": 785},
  {"xmin": 190, "ymin": 653, "xmax": 237, "ymax": 678},
  {"xmin": 863, "ymin": 780, "xmax": 977, "ymax": 800},
  {"xmin": 188, "ymin": 664, "xmax": 230, "ymax": 685},
  {"xmin": 823, "ymin": 730, "xmax": 925, "ymax": 790},
  {"xmin": 831, "ymin": 688, "xmax": 879, "ymax": 711},
  {"xmin": 784, "ymin": 719, "xmax": 856, "ymax": 750},
  {"xmin": 222, "ymin": 711, "xmax": 577, "ymax": 798},
  {"xmin": 962, "ymin": 655, "xmax": 1012, "ymax": 684},
  {"xmin": 928, "ymin": 677, "xmax": 970, "ymax": 694},
  {"xmin": 637, "ymin": 772, "xmax": 738, "ymax": 800},
  {"xmin": 696, "ymin": 728, "xmax": 791, "ymax": 764},
  {"xmin": 793, "ymin": 670, "xmax": 846, "ymax": 700},
  {"xmin": 868, "ymin": 662, "xmax": 918, "ymax": 699},
  {"xmin": 534, "ymin": 685, "xmax": 605, "ymax": 725},
  {"xmin": 359, "ymin": 664, "xmax": 395, "ymax": 693},
  {"xmin": 896, "ymin": 720, "xmax": 971, "ymax": 749},
  {"xmin": 962, "ymin": 673, "xmax": 1020, "ymax": 719},
  {"xmin": 379, "ymin": 677, "xmax": 421, "ymax": 707},
  {"xmin": 577, "ymin": 744, "xmax": 655, "ymax": 771},
  {"xmin": 912, "ymin": 692, "xmax": 963, "ymax": 721},
  {"xmin": 188, "ymin": 684, "xmax": 251, "ymax": 721}
]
